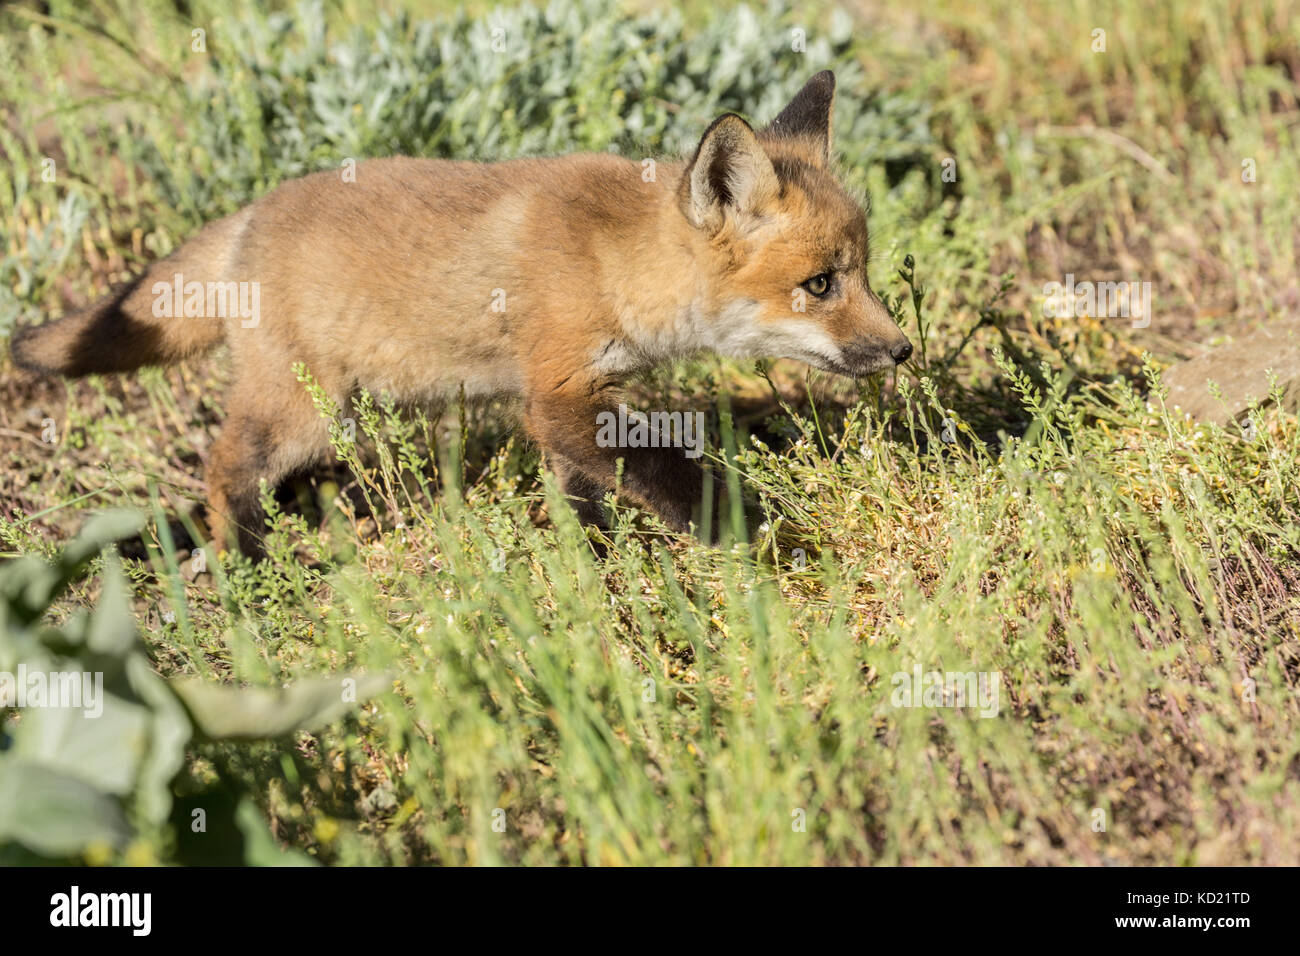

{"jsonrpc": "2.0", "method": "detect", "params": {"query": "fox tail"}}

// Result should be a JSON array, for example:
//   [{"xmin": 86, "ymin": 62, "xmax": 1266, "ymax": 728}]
[{"xmin": 10, "ymin": 210, "xmax": 249, "ymax": 377}]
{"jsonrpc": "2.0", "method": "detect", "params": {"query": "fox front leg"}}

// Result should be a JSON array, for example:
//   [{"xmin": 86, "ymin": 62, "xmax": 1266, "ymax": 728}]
[
  {"xmin": 547, "ymin": 453, "xmax": 614, "ymax": 530},
  {"xmin": 525, "ymin": 385, "xmax": 712, "ymax": 536}
]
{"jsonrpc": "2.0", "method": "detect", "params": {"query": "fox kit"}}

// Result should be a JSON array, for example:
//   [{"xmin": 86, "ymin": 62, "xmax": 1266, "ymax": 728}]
[{"xmin": 12, "ymin": 71, "xmax": 911, "ymax": 557}]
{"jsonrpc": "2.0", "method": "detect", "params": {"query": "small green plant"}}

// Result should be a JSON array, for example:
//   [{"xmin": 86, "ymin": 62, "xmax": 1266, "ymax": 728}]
[{"xmin": 0, "ymin": 510, "xmax": 388, "ymax": 864}]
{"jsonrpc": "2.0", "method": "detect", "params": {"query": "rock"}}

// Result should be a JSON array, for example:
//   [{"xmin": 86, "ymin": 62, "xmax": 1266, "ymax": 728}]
[{"xmin": 1161, "ymin": 320, "xmax": 1300, "ymax": 426}]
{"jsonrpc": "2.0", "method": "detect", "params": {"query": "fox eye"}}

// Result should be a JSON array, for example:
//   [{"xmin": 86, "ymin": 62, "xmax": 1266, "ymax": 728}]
[{"xmin": 802, "ymin": 273, "xmax": 832, "ymax": 297}]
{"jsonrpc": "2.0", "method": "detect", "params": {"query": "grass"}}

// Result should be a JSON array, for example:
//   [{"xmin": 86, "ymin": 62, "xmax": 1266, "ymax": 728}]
[{"xmin": 1, "ymin": 0, "xmax": 1299, "ymax": 864}]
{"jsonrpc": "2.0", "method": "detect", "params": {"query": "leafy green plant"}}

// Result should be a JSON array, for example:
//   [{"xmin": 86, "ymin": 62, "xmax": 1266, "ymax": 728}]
[{"xmin": 0, "ymin": 510, "xmax": 388, "ymax": 864}]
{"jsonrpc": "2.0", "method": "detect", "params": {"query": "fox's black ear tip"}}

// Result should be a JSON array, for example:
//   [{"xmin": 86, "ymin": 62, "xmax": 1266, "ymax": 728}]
[
  {"xmin": 701, "ymin": 112, "xmax": 756, "ymax": 138},
  {"xmin": 800, "ymin": 70, "xmax": 835, "ymax": 96}
]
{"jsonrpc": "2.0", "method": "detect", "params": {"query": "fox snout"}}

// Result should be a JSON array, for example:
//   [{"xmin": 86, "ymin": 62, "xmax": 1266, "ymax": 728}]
[
  {"xmin": 830, "ymin": 291, "xmax": 913, "ymax": 376},
  {"xmin": 836, "ymin": 333, "xmax": 913, "ymax": 376}
]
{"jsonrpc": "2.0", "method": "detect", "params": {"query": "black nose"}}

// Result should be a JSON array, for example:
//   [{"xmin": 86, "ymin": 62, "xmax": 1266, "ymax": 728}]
[{"xmin": 891, "ymin": 341, "xmax": 914, "ymax": 364}]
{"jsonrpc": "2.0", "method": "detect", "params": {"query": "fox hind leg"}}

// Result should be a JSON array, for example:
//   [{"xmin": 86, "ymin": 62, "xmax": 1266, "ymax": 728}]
[{"xmin": 205, "ymin": 379, "xmax": 333, "ymax": 559}]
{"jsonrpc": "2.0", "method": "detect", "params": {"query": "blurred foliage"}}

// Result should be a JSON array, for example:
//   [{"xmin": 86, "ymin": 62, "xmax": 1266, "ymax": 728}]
[{"xmin": 0, "ymin": 510, "xmax": 386, "ymax": 864}]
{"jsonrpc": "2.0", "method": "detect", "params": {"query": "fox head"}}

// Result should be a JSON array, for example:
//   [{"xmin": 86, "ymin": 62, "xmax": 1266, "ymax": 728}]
[{"xmin": 677, "ymin": 71, "xmax": 913, "ymax": 377}]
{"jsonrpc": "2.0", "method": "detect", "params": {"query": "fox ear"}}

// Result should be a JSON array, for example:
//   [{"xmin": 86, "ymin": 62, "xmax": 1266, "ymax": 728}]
[
  {"xmin": 681, "ymin": 114, "xmax": 779, "ymax": 233},
  {"xmin": 765, "ymin": 70, "xmax": 835, "ymax": 166}
]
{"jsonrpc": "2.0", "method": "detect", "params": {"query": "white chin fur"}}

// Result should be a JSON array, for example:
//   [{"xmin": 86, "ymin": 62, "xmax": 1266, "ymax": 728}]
[
  {"xmin": 610, "ymin": 299, "xmax": 850, "ymax": 372},
  {"xmin": 705, "ymin": 304, "xmax": 844, "ymax": 366}
]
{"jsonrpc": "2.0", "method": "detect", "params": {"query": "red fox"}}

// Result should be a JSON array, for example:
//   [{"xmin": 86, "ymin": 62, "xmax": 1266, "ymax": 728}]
[{"xmin": 11, "ymin": 71, "xmax": 912, "ymax": 556}]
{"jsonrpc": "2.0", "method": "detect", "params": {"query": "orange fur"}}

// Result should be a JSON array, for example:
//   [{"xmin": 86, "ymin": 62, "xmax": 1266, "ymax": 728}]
[{"xmin": 10, "ymin": 72, "xmax": 911, "ymax": 555}]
